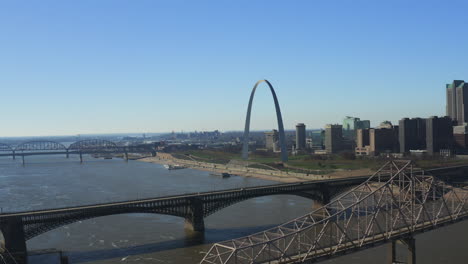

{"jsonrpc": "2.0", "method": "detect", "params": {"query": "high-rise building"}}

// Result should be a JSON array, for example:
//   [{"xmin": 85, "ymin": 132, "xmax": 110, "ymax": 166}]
[
  {"xmin": 355, "ymin": 122, "xmax": 399, "ymax": 156},
  {"xmin": 295, "ymin": 123, "xmax": 306, "ymax": 150},
  {"xmin": 426, "ymin": 116, "xmax": 453, "ymax": 155},
  {"xmin": 356, "ymin": 128, "xmax": 370, "ymax": 149},
  {"xmin": 325, "ymin": 124, "xmax": 343, "ymax": 154},
  {"xmin": 446, "ymin": 80, "xmax": 468, "ymax": 125},
  {"xmin": 399, "ymin": 118, "xmax": 426, "ymax": 153},
  {"xmin": 453, "ymin": 124, "xmax": 468, "ymax": 150},
  {"xmin": 342, "ymin": 116, "xmax": 370, "ymax": 139},
  {"xmin": 355, "ymin": 128, "xmax": 371, "ymax": 155},
  {"xmin": 369, "ymin": 127, "xmax": 398, "ymax": 155},
  {"xmin": 264, "ymin": 130, "xmax": 279, "ymax": 151}
]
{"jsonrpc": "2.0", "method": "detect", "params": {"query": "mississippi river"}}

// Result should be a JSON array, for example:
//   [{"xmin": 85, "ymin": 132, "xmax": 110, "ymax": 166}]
[{"xmin": 1, "ymin": 155, "xmax": 467, "ymax": 263}]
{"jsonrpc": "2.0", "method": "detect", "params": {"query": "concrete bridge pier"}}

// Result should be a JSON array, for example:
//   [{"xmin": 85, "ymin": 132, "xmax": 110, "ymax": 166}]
[
  {"xmin": 124, "ymin": 151, "xmax": 129, "ymax": 162},
  {"xmin": 402, "ymin": 236, "xmax": 416, "ymax": 264},
  {"xmin": 12, "ymin": 150, "xmax": 15, "ymax": 160},
  {"xmin": 22, "ymin": 155, "xmax": 25, "ymax": 166},
  {"xmin": 79, "ymin": 152, "xmax": 83, "ymax": 163},
  {"xmin": 0, "ymin": 218, "xmax": 28, "ymax": 264},
  {"xmin": 184, "ymin": 198, "xmax": 205, "ymax": 232},
  {"xmin": 387, "ymin": 237, "xmax": 416, "ymax": 264},
  {"xmin": 66, "ymin": 149, "xmax": 69, "ymax": 159}
]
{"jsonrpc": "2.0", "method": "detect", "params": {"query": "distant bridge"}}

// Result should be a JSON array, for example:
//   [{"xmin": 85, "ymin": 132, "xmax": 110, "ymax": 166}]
[{"xmin": 0, "ymin": 139, "xmax": 157, "ymax": 163}]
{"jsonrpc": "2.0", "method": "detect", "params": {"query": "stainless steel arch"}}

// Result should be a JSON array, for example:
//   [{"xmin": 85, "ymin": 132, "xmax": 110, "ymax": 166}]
[{"xmin": 242, "ymin": 80, "xmax": 288, "ymax": 162}]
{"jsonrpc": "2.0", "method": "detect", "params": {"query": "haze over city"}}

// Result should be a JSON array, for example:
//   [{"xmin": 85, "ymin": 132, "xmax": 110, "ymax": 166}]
[{"xmin": 2, "ymin": 0, "xmax": 468, "ymax": 137}]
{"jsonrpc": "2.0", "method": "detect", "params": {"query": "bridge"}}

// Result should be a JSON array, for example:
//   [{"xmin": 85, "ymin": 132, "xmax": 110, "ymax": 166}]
[
  {"xmin": 0, "ymin": 163, "xmax": 466, "ymax": 263},
  {"xmin": 0, "ymin": 139, "xmax": 157, "ymax": 163},
  {"xmin": 200, "ymin": 160, "xmax": 468, "ymax": 264},
  {"xmin": 0, "ymin": 174, "xmax": 385, "ymax": 264}
]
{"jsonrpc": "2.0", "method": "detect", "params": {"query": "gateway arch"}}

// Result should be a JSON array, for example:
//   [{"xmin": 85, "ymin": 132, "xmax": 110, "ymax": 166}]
[{"xmin": 242, "ymin": 80, "xmax": 288, "ymax": 162}]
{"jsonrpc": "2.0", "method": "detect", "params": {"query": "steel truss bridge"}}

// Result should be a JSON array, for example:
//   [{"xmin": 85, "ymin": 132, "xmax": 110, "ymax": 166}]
[
  {"xmin": 0, "ymin": 163, "xmax": 466, "ymax": 264},
  {"xmin": 201, "ymin": 160, "xmax": 468, "ymax": 264},
  {"xmin": 0, "ymin": 139, "xmax": 156, "ymax": 163},
  {"xmin": 0, "ymin": 176, "xmax": 380, "ymax": 264}
]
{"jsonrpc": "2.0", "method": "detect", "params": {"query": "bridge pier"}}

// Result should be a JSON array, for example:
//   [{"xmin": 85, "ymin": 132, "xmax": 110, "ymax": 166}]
[
  {"xmin": 387, "ymin": 237, "xmax": 416, "ymax": 264},
  {"xmin": 66, "ymin": 150, "xmax": 69, "ymax": 159},
  {"xmin": 184, "ymin": 198, "xmax": 205, "ymax": 232},
  {"xmin": 22, "ymin": 155, "xmax": 25, "ymax": 166},
  {"xmin": 124, "ymin": 151, "xmax": 128, "ymax": 162},
  {"xmin": 12, "ymin": 150, "xmax": 15, "ymax": 160},
  {"xmin": 79, "ymin": 152, "xmax": 83, "ymax": 163},
  {"xmin": 0, "ymin": 218, "xmax": 28, "ymax": 264},
  {"xmin": 403, "ymin": 236, "xmax": 416, "ymax": 264}
]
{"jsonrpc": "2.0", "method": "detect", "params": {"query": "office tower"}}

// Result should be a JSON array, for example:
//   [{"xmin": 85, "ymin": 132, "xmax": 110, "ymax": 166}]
[
  {"xmin": 264, "ymin": 129, "xmax": 279, "ymax": 151},
  {"xmin": 295, "ymin": 123, "xmax": 306, "ymax": 150},
  {"xmin": 446, "ymin": 80, "xmax": 468, "ymax": 125},
  {"xmin": 369, "ymin": 127, "xmax": 397, "ymax": 155},
  {"xmin": 426, "ymin": 116, "xmax": 453, "ymax": 155},
  {"xmin": 399, "ymin": 118, "xmax": 426, "ymax": 153},
  {"xmin": 325, "ymin": 124, "xmax": 343, "ymax": 154},
  {"xmin": 342, "ymin": 116, "xmax": 371, "ymax": 139},
  {"xmin": 453, "ymin": 124, "xmax": 468, "ymax": 150},
  {"xmin": 355, "ymin": 123, "xmax": 399, "ymax": 156},
  {"xmin": 356, "ymin": 129, "xmax": 370, "ymax": 149}
]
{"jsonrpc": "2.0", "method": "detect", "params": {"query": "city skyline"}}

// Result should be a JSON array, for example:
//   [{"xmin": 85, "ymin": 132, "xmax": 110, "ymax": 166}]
[{"xmin": 1, "ymin": 1, "xmax": 468, "ymax": 137}]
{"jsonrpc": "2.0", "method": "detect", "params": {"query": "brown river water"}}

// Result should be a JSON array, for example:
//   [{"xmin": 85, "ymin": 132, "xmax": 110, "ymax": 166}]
[{"xmin": 0, "ymin": 155, "xmax": 467, "ymax": 264}]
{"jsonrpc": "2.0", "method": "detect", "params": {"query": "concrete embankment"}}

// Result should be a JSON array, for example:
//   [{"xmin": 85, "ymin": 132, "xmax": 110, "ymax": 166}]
[{"xmin": 139, "ymin": 153, "xmax": 374, "ymax": 183}]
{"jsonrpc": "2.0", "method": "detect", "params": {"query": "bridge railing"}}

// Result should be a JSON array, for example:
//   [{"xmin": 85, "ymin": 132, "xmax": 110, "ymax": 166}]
[{"xmin": 200, "ymin": 160, "xmax": 468, "ymax": 264}]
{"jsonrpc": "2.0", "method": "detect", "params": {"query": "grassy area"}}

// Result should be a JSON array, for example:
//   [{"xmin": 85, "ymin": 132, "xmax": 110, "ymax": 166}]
[
  {"xmin": 171, "ymin": 149, "xmax": 468, "ymax": 172},
  {"xmin": 413, "ymin": 158, "xmax": 468, "ymax": 169},
  {"xmin": 174, "ymin": 150, "xmax": 236, "ymax": 164}
]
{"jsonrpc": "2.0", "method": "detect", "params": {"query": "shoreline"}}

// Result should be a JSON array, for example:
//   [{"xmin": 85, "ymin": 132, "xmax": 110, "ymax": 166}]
[{"xmin": 138, "ymin": 155, "xmax": 375, "ymax": 183}]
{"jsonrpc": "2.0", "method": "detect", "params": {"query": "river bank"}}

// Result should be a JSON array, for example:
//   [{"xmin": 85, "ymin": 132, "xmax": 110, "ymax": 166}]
[{"xmin": 138, "ymin": 153, "xmax": 375, "ymax": 183}]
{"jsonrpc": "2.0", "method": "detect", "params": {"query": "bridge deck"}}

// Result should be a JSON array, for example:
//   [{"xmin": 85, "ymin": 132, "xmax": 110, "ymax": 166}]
[{"xmin": 0, "ymin": 176, "xmax": 372, "ymax": 217}]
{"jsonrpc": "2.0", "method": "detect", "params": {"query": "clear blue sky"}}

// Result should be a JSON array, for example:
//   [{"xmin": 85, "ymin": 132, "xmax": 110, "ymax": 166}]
[{"xmin": 1, "ymin": 0, "xmax": 467, "ymax": 137}]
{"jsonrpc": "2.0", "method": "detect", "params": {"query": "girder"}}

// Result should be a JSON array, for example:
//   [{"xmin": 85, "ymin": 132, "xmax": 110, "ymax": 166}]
[
  {"xmin": 201, "ymin": 160, "xmax": 468, "ymax": 264},
  {"xmin": 68, "ymin": 139, "xmax": 118, "ymax": 151},
  {"xmin": 0, "ymin": 179, "xmax": 356, "ymax": 241},
  {"xmin": 0, "ymin": 143, "xmax": 13, "ymax": 152},
  {"xmin": 14, "ymin": 141, "xmax": 67, "ymax": 151}
]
